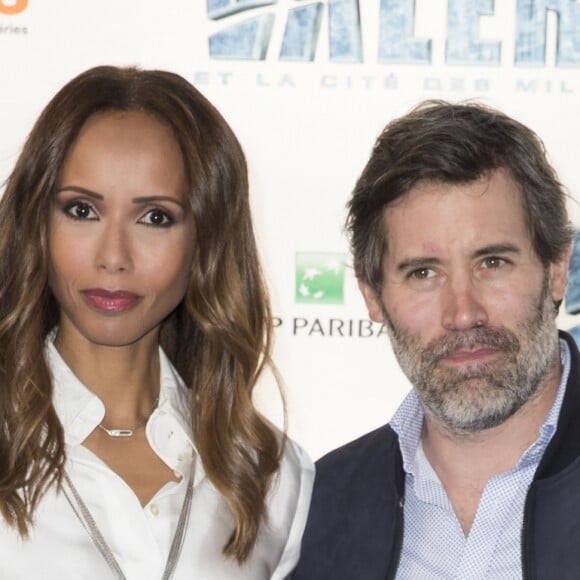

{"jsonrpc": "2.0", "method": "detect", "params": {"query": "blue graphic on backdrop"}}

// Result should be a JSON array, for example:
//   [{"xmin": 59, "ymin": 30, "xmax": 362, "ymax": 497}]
[
  {"xmin": 446, "ymin": 0, "xmax": 500, "ymax": 65},
  {"xmin": 207, "ymin": 0, "xmax": 580, "ymax": 65},
  {"xmin": 516, "ymin": 0, "xmax": 580, "ymax": 66},
  {"xmin": 210, "ymin": 13, "xmax": 274, "ymax": 59},
  {"xmin": 208, "ymin": 0, "xmax": 362, "ymax": 61},
  {"xmin": 565, "ymin": 232, "xmax": 580, "ymax": 344},
  {"xmin": 280, "ymin": 4, "xmax": 324, "ymax": 61},
  {"xmin": 328, "ymin": 0, "xmax": 362, "ymax": 62},
  {"xmin": 379, "ymin": 0, "xmax": 430, "ymax": 63}
]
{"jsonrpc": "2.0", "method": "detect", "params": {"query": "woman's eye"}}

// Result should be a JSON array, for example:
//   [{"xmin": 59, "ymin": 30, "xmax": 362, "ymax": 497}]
[
  {"xmin": 63, "ymin": 201, "xmax": 97, "ymax": 220},
  {"xmin": 139, "ymin": 209, "xmax": 174, "ymax": 227}
]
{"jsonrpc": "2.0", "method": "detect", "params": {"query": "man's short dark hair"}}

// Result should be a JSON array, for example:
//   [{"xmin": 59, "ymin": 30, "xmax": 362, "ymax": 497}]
[{"xmin": 346, "ymin": 100, "xmax": 574, "ymax": 293}]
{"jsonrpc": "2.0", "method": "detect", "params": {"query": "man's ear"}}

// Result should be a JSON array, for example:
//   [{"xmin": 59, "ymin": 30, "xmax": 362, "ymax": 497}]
[
  {"xmin": 358, "ymin": 279, "xmax": 385, "ymax": 323},
  {"xmin": 550, "ymin": 242, "xmax": 574, "ymax": 304}
]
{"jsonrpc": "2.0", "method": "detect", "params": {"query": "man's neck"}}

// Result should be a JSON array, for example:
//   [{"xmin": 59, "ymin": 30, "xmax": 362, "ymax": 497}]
[{"xmin": 420, "ymin": 356, "xmax": 563, "ymax": 535}]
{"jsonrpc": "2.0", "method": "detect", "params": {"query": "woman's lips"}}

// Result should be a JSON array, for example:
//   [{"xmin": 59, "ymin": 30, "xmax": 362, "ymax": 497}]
[{"xmin": 81, "ymin": 289, "xmax": 142, "ymax": 312}]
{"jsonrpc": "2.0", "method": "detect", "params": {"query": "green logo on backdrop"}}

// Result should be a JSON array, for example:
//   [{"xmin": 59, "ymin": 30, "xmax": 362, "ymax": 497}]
[{"xmin": 295, "ymin": 252, "xmax": 345, "ymax": 304}]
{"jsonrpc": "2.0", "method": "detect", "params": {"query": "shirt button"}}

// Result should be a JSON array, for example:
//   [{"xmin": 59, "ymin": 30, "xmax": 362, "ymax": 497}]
[{"xmin": 149, "ymin": 504, "xmax": 160, "ymax": 517}]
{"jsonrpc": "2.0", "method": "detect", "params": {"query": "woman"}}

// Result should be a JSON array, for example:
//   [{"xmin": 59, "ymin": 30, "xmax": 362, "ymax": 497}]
[{"xmin": 0, "ymin": 65, "xmax": 313, "ymax": 578}]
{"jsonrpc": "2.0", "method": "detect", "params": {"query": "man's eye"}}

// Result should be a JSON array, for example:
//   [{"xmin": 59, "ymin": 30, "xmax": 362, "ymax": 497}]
[
  {"xmin": 409, "ymin": 268, "xmax": 434, "ymax": 280},
  {"xmin": 482, "ymin": 257, "xmax": 506, "ymax": 269},
  {"xmin": 139, "ymin": 209, "xmax": 174, "ymax": 227},
  {"xmin": 63, "ymin": 201, "xmax": 97, "ymax": 220}
]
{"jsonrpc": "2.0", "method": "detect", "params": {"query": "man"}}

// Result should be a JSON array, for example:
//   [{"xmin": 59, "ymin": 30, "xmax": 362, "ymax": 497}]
[{"xmin": 292, "ymin": 101, "xmax": 580, "ymax": 579}]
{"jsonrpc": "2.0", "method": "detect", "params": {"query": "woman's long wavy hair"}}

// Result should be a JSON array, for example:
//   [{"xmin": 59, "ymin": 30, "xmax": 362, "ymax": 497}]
[{"xmin": 0, "ymin": 65, "xmax": 283, "ymax": 562}]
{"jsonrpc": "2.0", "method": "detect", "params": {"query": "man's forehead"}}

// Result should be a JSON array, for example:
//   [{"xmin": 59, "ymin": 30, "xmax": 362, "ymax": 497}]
[
  {"xmin": 382, "ymin": 169, "xmax": 523, "ymax": 217},
  {"xmin": 381, "ymin": 169, "xmax": 532, "ymax": 257},
  {"xmin": 385, "ymin": 170, "xmax": 518, "ymax": 207}
]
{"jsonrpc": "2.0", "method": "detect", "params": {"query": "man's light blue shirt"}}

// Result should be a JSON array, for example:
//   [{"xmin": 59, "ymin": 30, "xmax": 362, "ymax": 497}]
[{"xmin": 390, "ymin": 339, "xmax": 571, "ymax": 580}]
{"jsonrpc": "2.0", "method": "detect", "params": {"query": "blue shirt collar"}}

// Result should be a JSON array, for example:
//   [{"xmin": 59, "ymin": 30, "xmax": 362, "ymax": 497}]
[{"xmin": 391, "ymin": 338, "xmax": 571, "ymax": 475}]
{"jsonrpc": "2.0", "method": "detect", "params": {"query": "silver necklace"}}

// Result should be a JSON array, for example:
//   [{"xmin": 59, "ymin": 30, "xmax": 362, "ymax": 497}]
[
  {"xmin": 97, "ymin": 397, "xmax": 159, "ymax": 438},
  {"xmin": 62, "ymin": 460, "xmax": 195, "ymax": 580}
]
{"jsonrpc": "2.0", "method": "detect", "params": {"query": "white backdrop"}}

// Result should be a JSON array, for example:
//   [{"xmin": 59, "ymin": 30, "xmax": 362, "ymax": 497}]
[{"xmin": 1, "ymin": 0, "xmax": 580, "ymax": 460}]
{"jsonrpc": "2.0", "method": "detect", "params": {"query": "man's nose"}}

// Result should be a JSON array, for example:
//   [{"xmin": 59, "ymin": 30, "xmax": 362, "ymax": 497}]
[{"xmin": 440, "ymin": 274, "xmax": 488, "ymax": 331}]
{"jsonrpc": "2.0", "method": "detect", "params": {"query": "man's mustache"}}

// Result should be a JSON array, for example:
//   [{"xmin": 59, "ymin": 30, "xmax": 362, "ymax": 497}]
[{"xmin": 424, "ymin": 327, "xmax": 520, "ymax": 362}]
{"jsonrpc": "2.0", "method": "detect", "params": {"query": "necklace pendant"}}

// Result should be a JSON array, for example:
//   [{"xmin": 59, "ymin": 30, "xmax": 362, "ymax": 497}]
[
  {"xmin": 102, "ymin": 427, "xmax": 134, "ymax": 437},
  {"xmin": 97, "ymin": 396, "xmax": 159, "ymax": 440}
]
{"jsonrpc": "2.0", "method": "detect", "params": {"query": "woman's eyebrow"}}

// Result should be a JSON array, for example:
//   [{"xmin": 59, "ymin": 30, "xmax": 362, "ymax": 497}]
[
  {"xmin": 55, "ymin": 188, "xmax": 185, "ymax": 210},
  {"xmin": 55, "ymin": 186, "xmax": 103, "ymax": 200},
  {"xmin": 132, "ymin": 195, "xmax": 185, "ymax": 209}
]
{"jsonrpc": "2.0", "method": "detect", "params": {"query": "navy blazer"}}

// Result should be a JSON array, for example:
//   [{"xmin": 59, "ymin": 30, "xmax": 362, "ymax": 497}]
[{"xmin": 292, "ymin": 331, "xmax": 580, "ymax": 579}]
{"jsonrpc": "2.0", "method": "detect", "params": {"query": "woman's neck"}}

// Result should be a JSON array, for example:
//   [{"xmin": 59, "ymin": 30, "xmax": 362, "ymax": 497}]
[{"xmin": 54, "ymin": 329, "xmax": 161, "ymax": 426}]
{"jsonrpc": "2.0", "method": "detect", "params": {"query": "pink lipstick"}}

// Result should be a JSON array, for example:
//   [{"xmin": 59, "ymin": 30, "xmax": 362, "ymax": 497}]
[{"xmin": 82, "ymin": 289, "xmax": 141, "ymax": 313}]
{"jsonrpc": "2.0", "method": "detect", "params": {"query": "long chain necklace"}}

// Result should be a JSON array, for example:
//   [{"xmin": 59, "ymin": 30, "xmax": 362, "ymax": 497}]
[
  {"xmin": 97, "ymin": 397, "xmax": 159, "ymax": 438},
  {"xmin": 62, "ymin": 460, "xmax": 195, "ymax": 580}
]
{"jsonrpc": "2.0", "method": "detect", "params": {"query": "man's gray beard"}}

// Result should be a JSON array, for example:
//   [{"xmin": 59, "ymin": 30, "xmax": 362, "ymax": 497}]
[{"xmin": 382, "ymin": 277, "xmax": 560, "ymax": 435}]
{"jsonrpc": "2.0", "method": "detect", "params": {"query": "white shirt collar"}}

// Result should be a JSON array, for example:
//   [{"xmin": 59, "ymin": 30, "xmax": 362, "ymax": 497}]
[{"xmin": 46, "ymin": 335, "xmax": 201, "ymax": 481}]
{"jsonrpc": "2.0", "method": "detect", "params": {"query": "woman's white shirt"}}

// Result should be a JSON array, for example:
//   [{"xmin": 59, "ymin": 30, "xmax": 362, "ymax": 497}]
[{"xmin": 0, "ymin": 341, "xmax": 314, "ymax": 579}]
